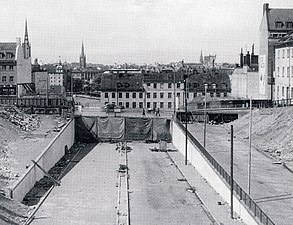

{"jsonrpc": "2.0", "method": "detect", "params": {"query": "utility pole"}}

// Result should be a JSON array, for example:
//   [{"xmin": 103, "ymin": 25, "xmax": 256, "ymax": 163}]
[
  {"xmin": 248, "ymin": 97, "xmax": 252, "ymax": 195},
  {"xmin": 185, "ymin": 79, "xmax": 188, "ymax": 165},
  {"xmin": 203, "ymin": 84, "xmax": 208, "ymax": 147},
  {"xmin": 230, "ymin": 124, "xmax": 234, "ymax": 219}
]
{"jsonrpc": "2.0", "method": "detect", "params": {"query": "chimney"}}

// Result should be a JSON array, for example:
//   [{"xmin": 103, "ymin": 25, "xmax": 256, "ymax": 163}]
[
  {"xmin": 240, "ymin": 48, "xmax": 244, "ymax": 67},
  {"xmin": 263, "ymin": 3, "xmax": 269, "ymax": 15},
  {"xmin": 246, "ymin": 51, "xmax": 251, "ymax": 67}
]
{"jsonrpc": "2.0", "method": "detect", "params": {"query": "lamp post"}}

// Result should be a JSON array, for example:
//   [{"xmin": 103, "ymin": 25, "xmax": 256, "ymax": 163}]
[
  {"xmin": 185, "ymin": 78, "xmax": 188, "ymax": 165},
  {"xmin": 203, "ymin": 83, "xmax": 208, "ymax": 148}
]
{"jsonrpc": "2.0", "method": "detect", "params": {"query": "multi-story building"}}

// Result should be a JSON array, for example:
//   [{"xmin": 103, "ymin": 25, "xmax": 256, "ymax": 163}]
[
  {"xmin": 0, "ymin": 21, "xmax": 32, "ymax": 96},
  {"xmin": 259, "ymin": 3, "xmax": 293, "ymax": 100},
  {"xmin": 274, "ymin": 32, "xmax": 293, "ymax": 101}
]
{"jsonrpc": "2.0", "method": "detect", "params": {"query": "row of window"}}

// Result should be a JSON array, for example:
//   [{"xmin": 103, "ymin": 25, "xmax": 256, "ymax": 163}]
[
  {"xmin": 145, "ymin": 82, "xmax": 227, "ymax": 89},
  {"xmin": 0, "ymin": 52, "xmax": 14, "ymax": 59},
  {"xmin": 276, "ymin": 66, "xmax": 293, "ymax": 77},
  {"xmin": 0, "ymin": 65, "xmax": 14, "ymax": 71},
  {"xmin": 276, "ymin": 86, "xmax": 293, "ymax": 98},
  {"xmin": 275, "ymin": 21, "xmax": 293, "ymax": 29},
  {"xmin": 104, "ymin": 91, "xmax": 228, "ymax": 99},
  {"xmin": 1, "ymin": 76, "xmax": 14, "ymax": 82},
  {"xmin": 115, "ymin": 101, "xmax": 173, "ymax": 109},
  {"xmin": 277, "ymin": 48, "xmax": 293, "ymax": 59}
]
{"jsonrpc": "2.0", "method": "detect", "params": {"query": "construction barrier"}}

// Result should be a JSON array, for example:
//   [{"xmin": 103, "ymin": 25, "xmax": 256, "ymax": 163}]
[
  {"xmin": 172, "ymin": 118, "xmax": 275, "ymax": 225},
  {"xmin": 9, "ymin": 119, "xmax": 75, "ymax": 202},
  {"xmin": 75, "ymin": 116, "xmax": 172, "ymax": 142}
]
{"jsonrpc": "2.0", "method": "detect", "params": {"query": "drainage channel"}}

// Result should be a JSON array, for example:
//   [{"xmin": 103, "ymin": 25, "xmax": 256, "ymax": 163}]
[{"xmin": 116, "ymin": 142, "xmax": 131, "ymax": 225}]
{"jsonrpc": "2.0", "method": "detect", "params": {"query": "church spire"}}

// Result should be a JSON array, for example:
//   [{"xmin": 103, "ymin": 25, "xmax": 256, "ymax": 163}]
[
  {"xmin": 23, "ymin": 19, "xmax": 31, "ymax": 59},
  {"xmin": 200, "ymin": 50, "xmax": 204, "ymax": 64},
  {"xmin": 80, "ymin": 41, "xmax": 86, "ymax": 69}
]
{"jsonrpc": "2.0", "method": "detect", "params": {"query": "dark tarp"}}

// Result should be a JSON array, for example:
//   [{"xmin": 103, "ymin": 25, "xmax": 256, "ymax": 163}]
[
  {"xmin": 97, "ymin": 117, "xmax": 125, "ymax": 140},
  {"xmin": 152, "ymin": 118, "xmax": 172, "ymax": 142},
  {"xmin": 125, "ymin": 117, "xmax": 152, "ymax": 140},
  {"xmin": 75, "ymin": 116, "xmax": 99, "ymax": 142}
]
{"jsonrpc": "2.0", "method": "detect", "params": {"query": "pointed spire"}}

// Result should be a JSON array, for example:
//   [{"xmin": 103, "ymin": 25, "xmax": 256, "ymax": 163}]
[
  {"xmin": 81, "ymin": 41, "xmax": 85, "ymax": 57},
  {"xmin": 23, "ymin": 19, "xmax": 31, "ymax": 59},
  {"xmin": 80, "ymin": 41, "xmax": 86, "ymax": 69},
  {"xmin": 200, "ymin": 50, "xmax": 204, "ymax": 64},
  {"xmin": 24, "ymin": 19, "xmax": 29, "ymax": 42},
  {"xmin": 252, "ymin": 43, "xmax": 254, "ymax": 55}
]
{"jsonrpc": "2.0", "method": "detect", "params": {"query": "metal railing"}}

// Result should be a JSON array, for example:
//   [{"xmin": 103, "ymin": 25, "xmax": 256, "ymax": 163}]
[{"xmin": 175, "ymin": 118, "xmax": 275, "ymax": 225}]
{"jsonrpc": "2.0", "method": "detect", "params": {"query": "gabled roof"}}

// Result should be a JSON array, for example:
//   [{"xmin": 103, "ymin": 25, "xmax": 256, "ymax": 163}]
[
  {"xmin": 0, "ymin": 42, "xmax": 17, "ymax": 52},
  {"xmin": 267, "ymin": 8, "xmax": 293, "ymax": 31}
]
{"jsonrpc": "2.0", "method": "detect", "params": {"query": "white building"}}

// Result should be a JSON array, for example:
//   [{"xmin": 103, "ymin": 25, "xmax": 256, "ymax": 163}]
[{"xmin": 274, "ymin": 33, "xmax": 293, "ymax": 101}]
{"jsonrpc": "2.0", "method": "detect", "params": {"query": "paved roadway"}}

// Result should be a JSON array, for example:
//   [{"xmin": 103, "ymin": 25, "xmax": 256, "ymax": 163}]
[
  {"xmin": 189, "ymin": 123, "xmax": 293, "ymax": 225},
  {"xmin": 30, "ymin": 142, "xmax": 246, "ymax": 225}
]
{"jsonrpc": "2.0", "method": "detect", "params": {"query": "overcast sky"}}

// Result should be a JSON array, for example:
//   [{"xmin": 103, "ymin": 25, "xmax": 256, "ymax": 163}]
[{"xmin": 1, "ymin": 0, "xmax": 293, "ymax": 65}]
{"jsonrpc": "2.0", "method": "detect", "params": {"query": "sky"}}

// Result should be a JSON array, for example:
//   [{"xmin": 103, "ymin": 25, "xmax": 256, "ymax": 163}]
[{"xmin": 1, "ymin": 0, "xmax": 293, "ymax": 65}]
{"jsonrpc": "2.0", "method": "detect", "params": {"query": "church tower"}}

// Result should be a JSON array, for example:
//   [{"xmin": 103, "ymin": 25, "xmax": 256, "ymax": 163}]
[
  {"xmin": 23, "ymin": 19, "xmax": 31, "ymax": 59},
  {"xmin": 80, "ymin": 41, "xmax": 86, "ymax": 69},
  {"xmin": 199, "ymin": 50, "xmax": 204, "ymax": 64}
]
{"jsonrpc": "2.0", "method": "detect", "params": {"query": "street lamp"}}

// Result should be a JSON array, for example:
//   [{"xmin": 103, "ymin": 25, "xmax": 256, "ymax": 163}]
[
  {"xmin": 203, "ymin": 83, "xmax": 208, "ymax": 148},
  {"xmin": 184, "ymin": 77, "xmax": 188, "ymax": 165}
]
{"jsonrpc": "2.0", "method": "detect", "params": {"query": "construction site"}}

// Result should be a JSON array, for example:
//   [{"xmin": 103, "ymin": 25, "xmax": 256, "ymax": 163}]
[{"xmin": 0, "ymin": 96, "xmax": 293, "ymax": 225}]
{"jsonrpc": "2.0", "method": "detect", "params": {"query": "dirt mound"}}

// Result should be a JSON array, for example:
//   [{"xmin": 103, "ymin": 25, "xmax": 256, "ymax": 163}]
[{"xmin": 232, "ymin": 107, "xmax": 293, "ymax": 161}]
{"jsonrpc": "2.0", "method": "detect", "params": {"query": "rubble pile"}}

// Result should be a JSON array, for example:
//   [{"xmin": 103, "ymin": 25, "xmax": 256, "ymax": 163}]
[
  {"xmin": 232, "ymin": 107, "xmax": 293, "ymax": 163},
  {"xmin": 0, "ymin": 105, "xmax": 40, "ymax": 132}
]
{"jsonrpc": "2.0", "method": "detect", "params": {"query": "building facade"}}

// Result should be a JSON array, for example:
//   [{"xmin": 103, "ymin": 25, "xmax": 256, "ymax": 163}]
[
  {"xmin": 259, "ymin": 3, "xmax": 293, "ymax": 100},
  {"xmin": 0, "ymin": 21, "xmax": 32, "ymax": 96},
  {"xmin": 274, "ymin": 33, "xmax": 293, "ymax": 101}
]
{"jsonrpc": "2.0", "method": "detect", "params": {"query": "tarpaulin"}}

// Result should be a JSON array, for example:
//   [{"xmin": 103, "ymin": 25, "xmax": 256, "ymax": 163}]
[
  {"xmin": 152, "ymin": 118, "xmax": 172, "ymax": 142},
  {"xmin": 125, "ymin": 117, "xmax": 152, "ymax": 140},
  {"xmin": 75, "ymin": 116, "xmax": 99, "ymax": 142},
  {"xmin": 97, "ymin": 117, "xmax": 125, "ymax": 140}
]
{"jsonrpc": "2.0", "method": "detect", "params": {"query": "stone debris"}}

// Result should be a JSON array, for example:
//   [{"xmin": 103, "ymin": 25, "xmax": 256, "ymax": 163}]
[{"xmin": 0, "ymin": 105, "xmax": 40, "ymax": 132}]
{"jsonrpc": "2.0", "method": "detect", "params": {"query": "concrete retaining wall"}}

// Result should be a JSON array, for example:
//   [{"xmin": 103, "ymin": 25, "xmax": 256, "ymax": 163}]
[
  {"xmin": 172, "ymin": 121, "xmax": 259, "ymax": 225},
  {"xmin": 9, "ymin": 119, "xmax": 75, "ymax": 202}
]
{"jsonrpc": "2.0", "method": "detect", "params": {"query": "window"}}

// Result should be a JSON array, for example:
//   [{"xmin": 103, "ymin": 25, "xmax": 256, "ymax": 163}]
[
  {"xmin": 277, "ymin": 86, "xmax": 279, "ymax": 96},
  {"xmin": 2, "ymin": 76, "xmax": 7, "ymax": 82},
  {"xmin": 222, "ymin": 83, "xmax": 227, "ymax": 89},
  {"xmin": 6, "ymin": 53, "xmax": 13, "ymax": 58},
  {"xmin": 291, "ymin": 87, "xmax": 293, "ymax": 98},
  {"xmin": 210, "ymin": 93, "xmax": 214, "ymax": 97},
  {"xmin": 168, "ymin": 93, "xmax": 172, "ymax": 98},
  {"xmin": 193, "ymin": 93, "xmax": 197, "ymax": 98},
  {"xmin": 118, "ymin": 93, "xmax": 122, "ymax": 98},
  {"xmin": 9, "ymin": 65, "xmax": 13, "ymax": 71},
  {"xmin": 139, "ymin": 93, "xmax": 143, "ymax": 98},
  {"xmin": 139, "ymin": 102, "xmax": 143, "ymax": 108},
  {"xmin": 126, "ymin": 102, "xmax": 129, "ymax": 108},
  {"xmin": 153, "ymin": 102, "xmax": 157, "ymax": 108},
  {"xmin": 282, "ymin": 86, "xmax": 285, "ymax": 97},
  {"xmin": 216, "ymin": 93, "xmax": 221, "ymax": 97},
  {"xmin": 287, "ymin": 67, "xmax": 290, "ymax": 77},
  {"xmin": 147, "ymin": 102, "xmax": 150, "ymax": 108},
  {"xmin": 126, "ymin": 93, "xmax": 129, "ymax": 98},
  {"xmin": 9, "ymin": 76, "xmax": 14, "ymax": 82},
  {"xmin": 160, "ymin": 83, "xmax": 164, "ymax": 89},
  {"xmin": 275, "ymin": 20, "xmax": 283, "ymax": 28},
  {"xmin": 147, "ymin": 93, "xmax": 150, "ymax": 98},
  {"xmin": 112, "ymin": 92, "xmax": 115, "ymax": 98},
  {"xmin": 132, "ymin": 93, "xmax": 136, "ymax": 98},
  {"xmin": 105, "ymin": 92, "xmax": 108, "ymax": 98},
  {"xmin": 0, "ymin": 53, "xmax": 4, "ymax": 59},
  {"xmin": 160, "ymin": 93, "xmax": 164, "ymax": 98},
  {"xmin": 277, "ymin": 67, "xmax": 280, "ymax": 77},
  {"xmin": 288, "ymin": 49, "xmax": 290, "ymax": 58},
  {"xmin": 286, "ymin": 21, "xmax": 293, "ymax": 28},
  {"xmin": 160, "ymin": 102, "xmax": 164, "ymax": 108},
  {"xmin": 153, "ymin": 93, "xmax": 157, "ymax": 98},
  {"xmin": 282, "ymin": 67, "xmax": 285, "ymax": 77},
  {"xmin": 177, "ymin": 83, "xmax": 181, "ymax": 88},
  {"xmin": 168, "ymin": 83, "xmax": 172, "ymax": 88},
  {"xmin": 168, "ymin": 102, "xmax": 172, "ymax": 109},
  {"xmin": 119, "ymin": 102, "xmax": 123, "ymax": 106},
  {"xmin": 153, "ymin": 83, "xmax": 157, "ymax": 89},
  {"xmin": 132, "ymin": 102, "xmax": 136, "ymax": 108},
  {"xmin": 147, "ymin": 83, "xmax": 150, "ymax": 87},
  {"xmin": 283, "ymin": 49, "xmax": 285, "ymax": 58},
  {"xmin": 2, "ymin": 65, "xmax": 6, "ymax": 70},
  {"xmin": 277, "ymin": 50, "xmax": 280, "ymax": 59},
  {"xmin": 177, "ymin": 93, "xmax": 180, "ymax": 97},
  {"xmin": 224, "ymin": 93, "xmax": 227, "ymax": 97}
]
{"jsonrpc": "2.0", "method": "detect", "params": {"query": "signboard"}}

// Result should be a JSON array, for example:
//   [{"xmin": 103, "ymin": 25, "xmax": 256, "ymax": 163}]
[{"xmin": 259, "ymin": 55, "xmax": 266, "ymax": 95}]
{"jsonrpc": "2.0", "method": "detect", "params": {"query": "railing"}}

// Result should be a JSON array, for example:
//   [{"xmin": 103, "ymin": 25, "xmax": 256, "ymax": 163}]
[{"xmin": 175, "ymin": 118, "xmax": 275, "ymax": 225}]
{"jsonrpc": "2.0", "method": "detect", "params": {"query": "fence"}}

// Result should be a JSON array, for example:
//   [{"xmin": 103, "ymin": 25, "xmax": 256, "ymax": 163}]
[
  {"xmin": 8, "ymin": 118, "xmax": 75, "ymax": 202},
  {"xmin": 174, "ymin": 118, "xmax": 275, "ymax": 225}
]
